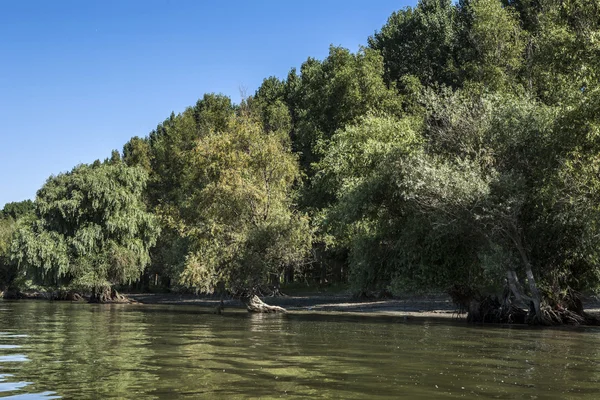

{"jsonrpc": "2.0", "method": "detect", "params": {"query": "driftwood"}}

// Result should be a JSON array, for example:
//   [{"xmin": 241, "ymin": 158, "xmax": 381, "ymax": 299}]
[{"xmin": 242, "ymin": 294, "xmax": 287, "ymax": 313}]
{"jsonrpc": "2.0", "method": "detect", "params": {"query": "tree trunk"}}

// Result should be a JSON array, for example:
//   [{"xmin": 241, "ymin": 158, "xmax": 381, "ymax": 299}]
[
  {"xmin": 267, "ymin": 273, "xmax": 284, "ymax": 296},
  {"xmin": 511, "ymin": 231, "xmax": 546, "ymax": 323},
  {"xmin": 506, "ymin": 270, "xmax": 531, "ymax": 307},
  {"xmin": 242, "ymin": 294, "xmax": 286, "ymax": 313},
  {"xmin": 284, "ymin": 266, "xmax": 294, "ymax": 284},
  {"xmin": 213, "ymin": 284, "xmax": 225, "ymax": 314}
]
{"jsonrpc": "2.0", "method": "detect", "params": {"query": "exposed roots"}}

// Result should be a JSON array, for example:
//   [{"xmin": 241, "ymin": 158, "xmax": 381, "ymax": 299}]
[
  {"xmin": 467, "ymin": 292, "xmax": 600, "ymax": 325},
  {"xmin": 467, "ymin": 296, "xmax": 527, "ymax": 324},
  {"xmin": 0, "ymin": 289, "xmax": 84, "ymax": 302},
  {"xmin": 255, "ymin": 286, "xmax": 288, "ymax": 297},
  {"xmin": 52, "ymin": 290, "xmax": 84, "ymax": 301},
  {"xmin": 0, "ymin": 288, "xmax": 22, "ymax": 300},
  {"xmin": 267, "ymin": 287, "xmax": 288, "ymax": 297},
  {"xmin": 89, "ymin": 288, "xmax": 132, "ymax": 304}
]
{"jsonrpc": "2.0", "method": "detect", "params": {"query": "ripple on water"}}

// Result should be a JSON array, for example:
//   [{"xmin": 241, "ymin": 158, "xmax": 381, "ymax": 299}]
[
  {"xmin": 0, "ymin": 371, "xmax": 60, "ymax": 399},
  {"xmin": 0, "ymin": 355, "xmax": 29, "ymax": 362},
  {"xmin": 0, "ymin": 392, "xmax": 61, "ymax": 399},
  {"xmin": 0, "ymin": 380, "xmax": 31, "ymax": 393}
]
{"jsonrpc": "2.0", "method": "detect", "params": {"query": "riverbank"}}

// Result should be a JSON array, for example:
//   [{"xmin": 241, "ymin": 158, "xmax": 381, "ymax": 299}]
[
  {"xmin": 1, "ymin": 290, "xmax": 458, "ymax": 318},
  {"xmin": 127, "ymin": 292, "xmax": 600, "ymax": 320},
  {"xmin": 5, "ymin": 290, "xmax": 600, "ymax": 320},
  {"xmin": 121, "ymin": 292, "xmax": 590, "ymax": 319}
]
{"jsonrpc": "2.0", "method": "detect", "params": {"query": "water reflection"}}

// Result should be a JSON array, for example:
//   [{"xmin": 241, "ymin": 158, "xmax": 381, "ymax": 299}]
[
  {"xmin": 1, "ymin": 393, "xmax": 60, "ymax": 399},
  {"xmin": 0, "ymin": 356, "xmax": 28, "ymax": 363},
  {"xmin": 1, "ymin": 301, "xmax": 600, "ymax": 398}
]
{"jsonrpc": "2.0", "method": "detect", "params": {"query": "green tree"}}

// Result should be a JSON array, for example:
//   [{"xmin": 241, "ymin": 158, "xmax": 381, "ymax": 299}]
[
  {"xmin": 0, "ymin": 216, "xmax": 17, "ymax": 290},
  {"xmin": 524, "ymin": 0, "xmax": 600, "ymax": 104},
  {"xmin": 123, "ymin": 136, "xmax": 151, "ymax": 172},
  {"xmin": 11, "ymin": 162, "xmax": 160, "ymax": 301},
  {"xmin": 287, "ymin": 46, "xmax": 402, "ymax": 181},
  {"xmin": 0, "ymin": 200, "xmax": 34, "ymax": 220},
  {"xmin": 369, "ymin": 0, "xmax": 459, "ymax": 88},
  {"xmin": 178, "ymin": 115, "xmax": 312, "ymax": 310},
  {"xmin": 251, "ymin": 76, "xmax": 292, "ymax": 134},
  {"xmin": 456, "ymin": 0, "xmax": 526, "ymax": 92},
  {"xmin": 122, "ymin": 93, "xmax": 237, "ymax": 286},
  {"xmin": 0, "ymin": 201, "xmax": 34, "ymax": 292},
  {"xmin": 319, "ymin": 114, "xmax": 487, "ymax": 292}
]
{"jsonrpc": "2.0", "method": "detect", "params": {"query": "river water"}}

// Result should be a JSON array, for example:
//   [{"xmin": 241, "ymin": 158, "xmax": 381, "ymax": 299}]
[{"xmin": 1, "ymin": 301, "xmax": 600, "ymax": 399}]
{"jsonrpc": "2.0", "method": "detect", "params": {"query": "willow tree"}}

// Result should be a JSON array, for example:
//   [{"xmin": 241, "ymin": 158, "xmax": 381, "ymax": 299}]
[
  {"xmin": 11, "ymin": 161, "xmax": 160, "ymax": 302},
  {"xmin": 0, "ymin": 216, "xmax": 17, "ymax": 292},
  {"xmin": 178, "ymin": 115, "xmax": 312, "ymax": 312}
]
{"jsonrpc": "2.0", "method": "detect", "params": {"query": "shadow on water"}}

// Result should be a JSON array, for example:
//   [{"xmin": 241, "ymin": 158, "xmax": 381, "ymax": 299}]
[{"xmin": 2, "ymin": 300, "xmax": 600, "ymax": 399}]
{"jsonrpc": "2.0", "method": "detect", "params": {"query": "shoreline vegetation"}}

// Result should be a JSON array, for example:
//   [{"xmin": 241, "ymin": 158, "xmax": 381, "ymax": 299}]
[{"xmin": 3, "ymin": 1, "xmax": 600, "ymax": 325}]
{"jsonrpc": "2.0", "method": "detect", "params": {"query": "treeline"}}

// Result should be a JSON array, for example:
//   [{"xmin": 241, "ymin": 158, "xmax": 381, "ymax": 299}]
[{"xmin": 2, "ymin": 0, "xmax": 600, "ymax": 322}]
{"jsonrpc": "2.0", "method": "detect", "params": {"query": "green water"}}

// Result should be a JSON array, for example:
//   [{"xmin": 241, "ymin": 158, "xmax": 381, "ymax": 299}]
[{"xmin": 1, "ymin": 301, "xmax": 600, "ymax": 399}]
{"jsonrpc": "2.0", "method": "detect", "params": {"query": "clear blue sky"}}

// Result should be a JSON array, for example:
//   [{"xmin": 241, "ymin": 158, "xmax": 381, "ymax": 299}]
[{"xmin": 0, "ymin": 0, "xmax": 413, "ymax": 208}]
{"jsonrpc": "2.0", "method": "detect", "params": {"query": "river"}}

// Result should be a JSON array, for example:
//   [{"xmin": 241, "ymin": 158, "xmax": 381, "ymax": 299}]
[{"xmin": 1, "ymin": 301, "xmax": 600, "ymax": 399}]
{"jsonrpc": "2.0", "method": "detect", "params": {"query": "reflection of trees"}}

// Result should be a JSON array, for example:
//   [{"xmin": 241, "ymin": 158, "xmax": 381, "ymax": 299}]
[
  {"xmin": 0, "ymin": 302, "xmax": 158, "ymax": 399},
  {"xmin": 3, "ymin": 302, "xmax": 600, "ymax": 398}
]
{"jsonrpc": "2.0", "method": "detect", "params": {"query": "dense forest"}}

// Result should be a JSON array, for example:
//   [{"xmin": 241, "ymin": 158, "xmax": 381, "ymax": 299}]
[{"xmin": 1, "ymin": 0, "xmax": 600, "ymax": 323}]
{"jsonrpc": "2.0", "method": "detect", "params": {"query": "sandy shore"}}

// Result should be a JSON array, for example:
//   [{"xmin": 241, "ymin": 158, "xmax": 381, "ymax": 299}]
[
  {"xmin": 126, "ymin": 292, "xmax": 600, "ymax": 319},
  {"xmin": 6, "ymin": 290, "xmax": 600, "ymax": 319},
  {"xmin": 127, "ymin": 293, "xmax": 472, "ymax": 319}
]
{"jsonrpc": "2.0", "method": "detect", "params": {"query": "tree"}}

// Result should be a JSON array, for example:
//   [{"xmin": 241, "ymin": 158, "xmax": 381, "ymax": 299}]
[
  {"xmin": 123, "ymin": 136, "xmax": 151, "ymax": 172},
  {"xmin": 456, "ymin": 0, "xmax": 526, "ymax": 92},
  {"xmin": 369, "ymin": 0, "xmax": 459, "ymax": 88},
  {"xmin": 319, "ymin": 114, "xmax": 488, "ymax": 292},
  {"xmin": 0, "ymin": 216, "xmax": 17, "ymax": 291},
  {"xmin": 286, "ymin": 46, "xmax": 402, "ymax": 182},
  {"xmin": 178, "ymin": 114, "xmax": 312, "ymax": 311},
  {"xmin": 11, "ymin": 162, "xmax": 160, "ymax": 302},
  {"xmin": 0, "ymin": 201, "xmax": 34, "ymax": 293},
  {"xmin": 523, "ymin": 0, "xmax": 600, "ymax": 104},
  {"xmin": 121, "ymin": 93, "xmax": 237, "ymax": 287},
  {"xmin": 251, "ymin": 76, "xmax": 292, "ymax": 134},
  {"xmin": 0, "ymin": 200, "xmax": 34, "ymax": 220}
]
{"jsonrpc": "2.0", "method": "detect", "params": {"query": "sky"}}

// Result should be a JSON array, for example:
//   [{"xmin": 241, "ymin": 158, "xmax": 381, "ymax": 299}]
[{"xmin": 0, "ymin": 0, "xmax": 413, "ymax": 208}]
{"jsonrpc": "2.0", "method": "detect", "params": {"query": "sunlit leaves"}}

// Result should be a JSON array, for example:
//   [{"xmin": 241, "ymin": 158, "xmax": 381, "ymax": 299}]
[
  {"xmin": 178, "ymin": 116, "xmax": 312, "ymax": 293},
  {"xmin": 11, "ymin": 162, "xmax": 160, "ymax": 292}
]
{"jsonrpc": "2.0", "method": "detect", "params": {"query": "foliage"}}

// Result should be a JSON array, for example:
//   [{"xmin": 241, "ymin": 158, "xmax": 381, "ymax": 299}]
[
  {"xmin": 457, "ymin": 0, "xmax": 526, "ymax": 91},
  {"xmin": 178, "ymin": 115, "xmax": 312, "ymax": 293},
  {"xmin": 0, "ymin": 200, "xmax": 34, "ymax": 220},
  {"xmin": 0, "ymin": 217, "xmax": 17, "ymax": 288},
  {"xmin": 10, "ymin": 162, "xmax": 160, "ymax": 294},
  {"xmin": 320, "ymin": 114, "xmax": 490, "ymax": 291},
  {"xmin": 369, "ymin": 0, "xmax": 458, "ymax": 88},
  {"xmin": 5, "ymin": 0, "xmax": 600, "ymax": 318},
  {"xmin": 284, "ymin": 46, "xmax": 402, "ymax": 179}
]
